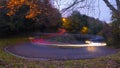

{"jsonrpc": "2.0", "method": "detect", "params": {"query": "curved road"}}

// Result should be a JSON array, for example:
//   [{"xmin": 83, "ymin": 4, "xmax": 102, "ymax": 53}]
[{"xmin": 5, "ymin": 43, "xmax": 117, "ymax": 60}]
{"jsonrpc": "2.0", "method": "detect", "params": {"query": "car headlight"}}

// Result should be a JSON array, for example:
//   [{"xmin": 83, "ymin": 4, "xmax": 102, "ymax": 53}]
[{"xmin": 85, "ymin": 40, "xmax": 91, "ymax": 44}]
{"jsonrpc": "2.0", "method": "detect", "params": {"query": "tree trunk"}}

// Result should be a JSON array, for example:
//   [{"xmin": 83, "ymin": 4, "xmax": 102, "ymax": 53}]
[
  {"xmin": 103, "ymin": 0, "xmax": 120, "ymax": 18},
  {"xmin": 116, "ymin": 0, "xmax": 120, "ymax": 11}
]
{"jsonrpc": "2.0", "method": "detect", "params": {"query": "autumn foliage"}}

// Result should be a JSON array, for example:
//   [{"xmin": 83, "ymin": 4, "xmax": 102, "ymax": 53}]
[
  {"xmin": 6, "ymin": 0, "xmax": 41, "ymax": 18},
  {"xmin": 0, "ymin": 0, "xmax": 62, "ymax": 36},
  {"xmin": 6, "ymin": 0, "xmax": 62, "ymax": 25}
]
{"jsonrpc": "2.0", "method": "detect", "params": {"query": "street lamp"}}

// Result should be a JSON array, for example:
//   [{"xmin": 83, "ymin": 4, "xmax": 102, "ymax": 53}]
[{"xmin": 62, "ymin": 18, "xmax": 67, "ymax": 22}]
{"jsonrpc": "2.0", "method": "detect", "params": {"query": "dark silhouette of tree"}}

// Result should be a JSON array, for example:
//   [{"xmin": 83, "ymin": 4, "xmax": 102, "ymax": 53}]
[
  {"xmin": 103, "ymin": 0, "xmax": 120, "ymax": 19},
  {"xmin": 63, "ymin": 11, "xmax": 89, "ymax": 33},
  {"xmin": 88, "ymin": 17, "xmax": 104, "ymax": 34},
  {"xmin": 57, "ymin": 0, "xmax": 120, "ymax": 47},
  {"xmin": 0, "ymin": 0, "xmax": 62, "ymax": 37},
  {"xmin": 63, "ymin": 10, "xmax": 104, "ymax": 34},
  {"xmin": 103, "ymin": 0, "xmax": 120, "ymax": 47}
]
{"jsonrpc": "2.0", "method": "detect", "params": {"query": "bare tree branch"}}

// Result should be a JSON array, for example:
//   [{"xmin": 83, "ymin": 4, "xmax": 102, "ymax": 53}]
[
  {"xmin": 61, "ymin": 0, "xmax": 85, "ymax": 13},
  {"xmin": 116, "ymin": 0, "xmax": 120, "ymax": 11},
  {"xmin": 103, "ymin": 0, "xmax": 120, "ymax": 18}
]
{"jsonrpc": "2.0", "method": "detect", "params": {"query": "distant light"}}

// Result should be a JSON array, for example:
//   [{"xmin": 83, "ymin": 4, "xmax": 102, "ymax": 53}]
[
  {"xmin": 87, "ymin": 46, "xmax": 96, "ymax": 52},
  {"xmin": 89, "ymin": 42, "xmax": 106, "ymax": 46},
  {"xmin": 34, "ymin": 43, "xmax": 106, "ymax": 47},
  {"xmin": 85, "ymin": 40, "xmax": 91, "ymax": 44},
  {"xmin": 62, "ymin": 18, "xmax": 67, "ymax": 22},
  {"xmin": 29, "ymin": 37, "xmax": 34, "ymax": 41},
  {"xmin": 32, "ymin": 39, "xmax": 107, "ymax": 47},
  {"xmin": 85, "ymin": 40, "xmax": 107, "ymax": 46}
]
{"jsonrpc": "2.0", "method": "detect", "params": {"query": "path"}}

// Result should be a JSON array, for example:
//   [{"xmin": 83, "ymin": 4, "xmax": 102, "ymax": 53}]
[{"xmin": 5, "ymin": 43, "xmax": 117, "ymax": 60}]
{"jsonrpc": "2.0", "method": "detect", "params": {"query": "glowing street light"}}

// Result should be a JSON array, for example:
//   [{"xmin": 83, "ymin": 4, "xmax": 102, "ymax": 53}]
[
  {"xmin": 62, "ymin": 18, "xmax": 67, "ymax": 22},
  {"xmin": 81, "ymin": 26, "xmax": 88, "ymax": 34}
]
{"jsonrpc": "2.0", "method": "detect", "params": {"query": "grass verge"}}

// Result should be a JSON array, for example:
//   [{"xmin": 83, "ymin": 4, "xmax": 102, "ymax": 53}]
[{"xmin": 0, "ymin": 37, "xmax": 120, "ymax": 68}]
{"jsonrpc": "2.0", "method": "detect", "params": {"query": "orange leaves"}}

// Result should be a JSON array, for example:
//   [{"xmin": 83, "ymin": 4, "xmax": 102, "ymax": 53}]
[
  {"xmin": 6, "ymin": 0, "xmax": 41, "ymax": 18},
  {"xmin": 7, "ymin": 0, "xmax": 25, "ymax": 8},
  {"xmin": 26, "ymin": 2, "xmax": 41, "ymax": 19},
  {"xmin": 6, "ymin": 0, "xmax": 26, "ymax": 16},
  {"xmin": 11, "ymin": 0, "xmax": 25, "ymax": 5},
  {"xmin": 26, "ymin": 10, "xmax": 37, "ymax": 19},
  {"xmin": 5, "ymin": 0, "xmax": 53, "ymax": 19},
  {"xmin": 6, "ymin": 10, "xmax": 14, "ymax": 16}
]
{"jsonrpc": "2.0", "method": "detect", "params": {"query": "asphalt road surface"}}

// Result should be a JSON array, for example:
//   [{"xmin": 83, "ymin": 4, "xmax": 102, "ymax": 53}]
[{"xmin": 5, "ymin": 43, "xmax": 117, "ymax": 60}]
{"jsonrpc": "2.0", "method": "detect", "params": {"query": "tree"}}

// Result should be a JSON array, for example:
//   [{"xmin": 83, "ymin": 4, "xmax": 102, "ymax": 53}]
[
  {"xmin": 63, "ymin": 11, "xmax": 89, "ymax": 33},
  {"xmin": 97, "ymin": 0, "xmax": 120, "ymax": 46},
  {"xmin": 88, "ymin": 18, "xmax": 104, "ymax": 34},
  {"xmin": 55, "ymin": 0, "xmax": 119, "ymax": 17},
  {"xmin": 103, "ymin": 0, "xmax": 120, "ymax": 47},
  {"xmin": 55, "ymin": 0, "xmax": 120, "ymax": 47},
  {"xmin": 103, "ymin": 0, "xmax": 120, "ymax": 19},
  {"xmin": 0, "ymin": 0, "xmax": 62, "ymax": 36}
]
